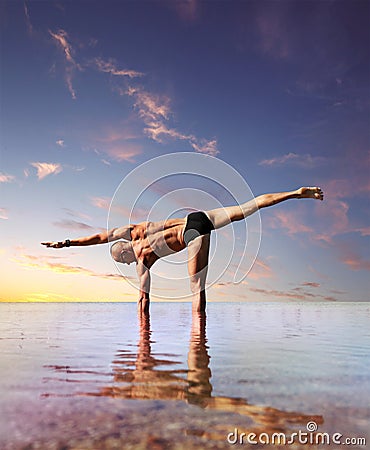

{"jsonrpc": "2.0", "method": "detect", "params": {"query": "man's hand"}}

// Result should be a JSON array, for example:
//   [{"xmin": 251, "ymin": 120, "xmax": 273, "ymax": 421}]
[{"xmin": 41, "ymin": 241, "xmax": 64, "ymax": 248}]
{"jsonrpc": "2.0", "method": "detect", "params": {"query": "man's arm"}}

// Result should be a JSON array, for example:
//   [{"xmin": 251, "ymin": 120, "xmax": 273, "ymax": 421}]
[{"xmin": 41, "ymin": 225, "xmax": 133, "ymax": 248}]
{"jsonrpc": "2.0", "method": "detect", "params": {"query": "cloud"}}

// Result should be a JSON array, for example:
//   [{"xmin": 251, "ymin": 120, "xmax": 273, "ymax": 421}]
[
  {"xmin": 313, "ymin": 178, "xmax": 369, "ymax": 244},
  {"xmin": 354, "ymin": 227, "xmax": 370, "ymax": 237},
  {"xmin": 0, "ymin": 173, "xmax": 15, "ymax": 183},
  {"xmin": 56, "ymin": 139, "xmax": 65, "ymax": 147},
  {"xmin": 52, "ymin": 219, "xmax": 97, "ymax": 231},
  {"xmin": 104, "ymin": 144, "xmax": 142, "ymax": 162},
  {"xmin": 30, "ymin": 162, "xmax": 62, "ymax": 180},
  {"xmin": 301, "ymin": 282, "xmax": 320, "ymax": 288},
  {"xmin": 93, "ymin": 124, "xmax": 143, "ymax": 162},
  {"xmin": 249, "ymin": 287, "xmax": 307, "ymax": 301},
  {"xmin": 0, "ymin": 208, "xmax": 9, "ymax": 220},
  {"xmin": 62, "ymin": 208, "xmax": 92, "ymax": 221},
  {"xmin": 268, "ymin": 210, "xmax": 313, "ymax": 236},
  {"xmin": 90, "ymin": 196, "xmax": 146, "ymax": 221},
  {"xmin": 14, "ymin": 253, "xmax": 130, "ymax": 281},
  {"xmin": 255, "ymin": 8, "xmax": 291, "ymax": 60},
  {"xmin": 92, "ymin": 57, "xmax": 144, "ymax": 78},
  {"xmin": 91, "ymin": 196, "xmax": 111, "ymax": 210},
  {"xmin": 259, "ymin": 152, "xmax": 325, "ymax": 168},
  {"xmin": 126, "ymin": 86, "xmax": 219, "ymax": 156},
  {"xmin": 248, "ymin": 258, "xmax": 274, "ymax": 280},
  {"xmin": 249, "ymin": 285, "xmax": 335, "ymax": 301},
  {"xmin": 337, "ymin": 243, "xmax": 370, "ymax": 272},
  {"xmin": 168, "ymin": 0, "xmax": 200, "ymax": 23},
  {"xmin": 23, "ymin": 1, "xmax": 34, "ymax": 35},
  {"xmin": 49, "ymin": 29, "xmax": 82, "ymax": 99},
  {"xmin": 127, "ymin": 86, "xmax": 171, "ymax": 122}
]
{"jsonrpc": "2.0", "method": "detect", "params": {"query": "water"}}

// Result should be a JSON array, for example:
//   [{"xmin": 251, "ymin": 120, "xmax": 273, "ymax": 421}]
[{"xmin": 0, "ymin": 302, "xmax": 369, "ymax": 449}]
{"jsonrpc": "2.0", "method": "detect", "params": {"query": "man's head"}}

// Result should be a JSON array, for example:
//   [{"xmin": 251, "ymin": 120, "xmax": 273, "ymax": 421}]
[{"xmin": 110, "ymin": 241, "xmax": 136, "ymax": 265}]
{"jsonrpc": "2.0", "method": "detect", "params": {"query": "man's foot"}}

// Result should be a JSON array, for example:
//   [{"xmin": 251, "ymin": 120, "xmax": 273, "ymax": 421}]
[{"xmin": 298, "ymin": 187, "xmax": 324, "ymax": 201}]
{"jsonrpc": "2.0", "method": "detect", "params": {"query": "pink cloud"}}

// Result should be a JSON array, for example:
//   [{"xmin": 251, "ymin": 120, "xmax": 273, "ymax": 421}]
[
  {"xmin": 0, "ymin": 173, "xmax": 15, "ymax": 183},
  {"xmin": 49, "ymin": 29, "xmax": 82, "ymax": 99},
  {"xmin": 354, "ymin": 227, "xmax": 370, "ymax": 236},
  {"xmin": 268, "ymin": 210, "xmax": 313, "ymax": 236},
  {"xmin": 191, "ymin": 139, "xmax": 219, "ymax": 156},
  {"xmin": 169, "ymin": 0, "xmax": 200, "ymax": 23},
  {"xmin": 0, "ymin": 207, "xmax": 9, "ymax": 220},
  {"xmin": 14, "ymin": 253, "xmax": 128, "ymax": 281},
  {"xmin": 24, "ymin": 2, "xmax": 34, "ymax": 35},
  {"xmin": 91, "ymin": 196, "xmax": 111, "ymax": 210},
  {"xmin": 259, "ymin": 152, "xmax": 325, "ymax": 168},
  {"xmin": 302, "ymin": 282, "xmax": 320, "ymax": 288},
  {"xmin": 90, "ymin": 197, "xmax": 149, "ymax": 223},
  {"xmin": 255, "ymin": 12, "xmax": 291, "ymax": 60},
  {"xmin": 126, "ymin": 86, "xmax": 219, "ymax": 155},
  {"xmin": 30, "ymin": 162, "xmax": 62, "ymax": 180},
  {"xmin": 127, "ymin": 87, "xmax": 171, "ymax": 122},
  {"xmin": 94, "ymin": 124, "xmax": 142, "ymax": 163},
  {"xmin": 248, "ymin": 258, "xmax": 274, "ymax": 280},
  {"xmin": 105, "ymin": 144, "xmax": 142, "ymax": 162},
  {"xmin": 52, "ymin": 219, "xmax": 98, "ymax": 232},
  {"xmin": 337, "ymin": 244, "xmax": 370, "ymax": 271},
  {"xmin": 92, "ymin": 57, "xmax": 143, "ymax": 78}
]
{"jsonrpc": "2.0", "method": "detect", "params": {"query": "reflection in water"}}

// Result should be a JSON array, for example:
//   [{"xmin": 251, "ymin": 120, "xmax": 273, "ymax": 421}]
[{"xmin": 45, "ymin": 311, "xmax": 323, "ymax": 433}]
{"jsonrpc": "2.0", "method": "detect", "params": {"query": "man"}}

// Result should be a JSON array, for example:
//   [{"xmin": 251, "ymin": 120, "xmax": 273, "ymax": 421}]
[{"xmin": 42, "ymin": 186, "xmax": 324, "ymax": 313}]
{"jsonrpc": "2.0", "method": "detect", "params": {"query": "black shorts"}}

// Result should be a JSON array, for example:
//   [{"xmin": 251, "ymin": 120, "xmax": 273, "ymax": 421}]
[{"xmin": 183, "ymin": 211, "xmax": 214, "ymax": 246}]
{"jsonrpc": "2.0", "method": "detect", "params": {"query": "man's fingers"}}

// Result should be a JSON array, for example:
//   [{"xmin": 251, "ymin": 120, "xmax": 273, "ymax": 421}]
[{"xmin": 41, "ymin": 242, "xmax": 55, "ymax": 248}]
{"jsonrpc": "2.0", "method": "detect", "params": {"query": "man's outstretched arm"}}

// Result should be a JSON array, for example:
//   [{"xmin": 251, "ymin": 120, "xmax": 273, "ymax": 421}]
[{"xmin": 41, "ymin": 225, "xmax": 133, "ymax": 248}]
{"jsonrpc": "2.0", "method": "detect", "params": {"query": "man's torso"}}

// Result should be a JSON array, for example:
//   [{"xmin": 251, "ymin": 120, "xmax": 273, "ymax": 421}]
[{"xmin": 130, "ymin": 218, "xmax": 187, "ymax": 266}]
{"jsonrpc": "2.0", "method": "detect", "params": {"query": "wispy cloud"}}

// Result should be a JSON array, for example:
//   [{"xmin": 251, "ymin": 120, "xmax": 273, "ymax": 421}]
[
  {"xmin": 94, "ymin": 124, "xmax": 143, "ymax": 162},
  {"xmin": 255, "ymin": 9, "xmax": 291, "ymax": 60},
  {"xmin": 259, "ymin": 152, "xmax": 325, "ymax": 168},
  {"xmin": 92, "ymin": 57, "xmax": 144, "ymax": 78},
  {"xmin": 267, "ymin": 210, "xmax": 313, "ymax": 236},
  {"xmin": 30, "ymin": 162, "xmax": 62, "ymax": 180},
  {"xmin": 49, "ymin": 29, "xmax": 82, "ymax": 99},
  {"xmin": 168, "ymin": 0, "xmax": 200, "ymax": 23},
  {"xmin": 56, "ymin": 139, "xmax": 65, "ymax": 147},
  {"xmin": 249, "ymin": 285, "xmax": 335, "ymax": 301},
  {"xmin": 15, "ymin": 253, "xmax": 130, "ymax": 281},
  {"xmin": 91, "ymin": 196, "xmax": 111, "ymax": 210},
  {"xmin": 126, "ymin": 86, "xmax": 219, "ymax": 155},
  {"xmin": 62, "ymin": 208, "xmax": 92, "ymax": 222},
  {"xmin": 90, "ymin": 196, "xmax": 146, "ymax": 221},
  {"xmin": 23, "ymin": 1, "xmax": 34, "ymax": 35},
  {"xmin": 248, "ymin": 258, "xmax": 274, "ymax": 280},
  {"xmin": 250, "ymin": 287, "xmax": 309, "ymax": 301},
  {"xmin": 313, "ymin": 177, "xmax": 369, "ymax": 245},
  {"xmin": 52, "ymin": 219, "xmax": 97, "ymax": 232},
  {"xmin": 301, "ymin": 281, "xmax": 320, "ymax": 288},
  {"xmin": 104, "ymin": 144, "xmax": 142, "ymax": 162},
  {"xmin": 337, "ymin": 243, "xmax": 370, "ymax": 272},
  {"xmin": 0, "ymin": 208, "xmax": 9, "ymax": 220},
  {"xmin": 0, "ymin": 173, "xmax": 15, "ymax": 183}
]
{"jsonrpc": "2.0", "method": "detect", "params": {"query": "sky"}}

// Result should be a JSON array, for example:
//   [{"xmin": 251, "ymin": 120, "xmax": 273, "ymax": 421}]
[{"xmin": 0, "ymin": 0, "xmax": 369, "ymax": 303}]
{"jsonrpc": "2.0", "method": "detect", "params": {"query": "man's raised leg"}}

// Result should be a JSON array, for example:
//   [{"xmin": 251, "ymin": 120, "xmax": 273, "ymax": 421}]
[{"xmin": 205, "ymin": 187, "xmax": 323, "ymax": 229}]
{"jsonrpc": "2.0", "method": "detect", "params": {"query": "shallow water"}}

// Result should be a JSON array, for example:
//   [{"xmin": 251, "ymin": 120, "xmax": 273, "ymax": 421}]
[{"xmin": 0, "ymin": 302, "xmax": 369, "ymax": 449}]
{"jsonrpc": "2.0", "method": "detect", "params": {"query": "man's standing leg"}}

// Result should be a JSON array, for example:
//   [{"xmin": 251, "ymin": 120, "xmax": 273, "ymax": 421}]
[{"xmin": 187, "ymin": 234, "xmax": 210, "ymax": 313}]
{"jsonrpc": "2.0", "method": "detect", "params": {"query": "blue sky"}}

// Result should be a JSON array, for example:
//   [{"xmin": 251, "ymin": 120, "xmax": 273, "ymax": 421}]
[{"xmin": 0, "ymin": 0, "xmax": 369, "ymax": 302}]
